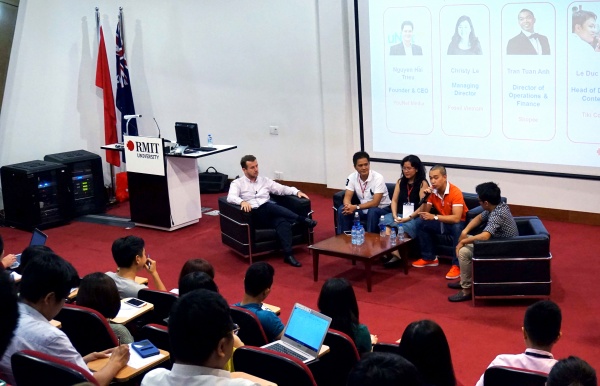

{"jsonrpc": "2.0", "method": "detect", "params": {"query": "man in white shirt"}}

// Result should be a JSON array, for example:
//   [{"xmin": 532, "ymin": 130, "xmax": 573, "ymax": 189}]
[
  {"xmin": 338, "ymin": 151, "xmax": 391, "ymax": 234},
  {"xmin": 227, "ymin": 155, "xmax": 317, "ymax": 268},
  {"xmin": 142, "ymin": 289, "xmax": 259, "ymax": 386},
  {"xmin": 0, "ymin": 252, "xmax": 130, "ymax": 386},
  {"xmin": 475, "ymin": 300, "xmax": 562, "ymax": 386}
]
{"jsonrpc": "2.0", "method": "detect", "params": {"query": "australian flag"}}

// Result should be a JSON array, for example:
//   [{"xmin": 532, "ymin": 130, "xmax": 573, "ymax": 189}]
[{"xmin": 115, "ymin": 16, "xmax": 138, "ymax": 138}]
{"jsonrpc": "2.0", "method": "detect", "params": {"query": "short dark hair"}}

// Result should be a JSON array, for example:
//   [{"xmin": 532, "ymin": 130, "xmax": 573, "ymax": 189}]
[
  {"xmin": 572, "ymin": 8, "xmax": 597, "ymax": 32},
  {"xmin": 430, "ymin": 164, "xmax": 447, "ymax": 176},
  {"xmin": 547, "ymin": 356, "xmax": 597, "ymax": 386},
  {"xmin": 353, "ymin": 151, "xmax": 370, "ymax": 166},
  {"xmin": 169, "ymin": 289, "xmax": 235, "ymax": 365},
  {"xmin": 244, "ymin": 262, "xmax": 274, "ymax": 297},
  {"xmin": 0, "ymin": 270, "xmax": 19, "ymax": 357},
  {"xmin": 240, "ymin": 155, "xmax": 256, "ymax": 169},
  {"xmin": 519, "ymin": 9, "xmax": 534, "ymax": 18},
  {"xmin": 401, "ymin": 20, "xmax": 414, "ymax": 31},
  {"xmin": 178, "ymin": 258, "xmax": 215, "ymax": 284},
  {"xmin": 179, "ymin": 272, "xmax": 218, "ymax": 296},
  {"xmin": 398, "ymin": 320, "xmax": 456, "ymax": 386},
  {"xmin": 348, "ymin": 352, "xmax": 423, "ymax": 386},
  {"xmin": 524, "ymin": 300, "xmax": 562, "ymax": 347},
  {"xmin": 476, "ymin": 182, "xmax": 502, "ymax": 205},
  {"xmin": 18, "ymin": 245, "xmax": 54, "ymax": 274},
  {"xmin": 111, "ymin": 236, "xmax": 145, "ymax": 268},
  {"xmin": 20, "ymin": 253, "xmax": 79, "ymax": 302},
  {"xmin": 77, "ymin": 272, "xmax": 121, "ymax": 319}
]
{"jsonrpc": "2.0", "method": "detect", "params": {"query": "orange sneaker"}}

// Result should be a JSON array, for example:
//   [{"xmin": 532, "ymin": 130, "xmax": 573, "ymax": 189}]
[
  {"xmin": 412, "ymin": 258, "xmax": 439, "ymax": 268},
  {"xmin": 445, "ymin": 265, "xmax": 460, "ymax": 280}
]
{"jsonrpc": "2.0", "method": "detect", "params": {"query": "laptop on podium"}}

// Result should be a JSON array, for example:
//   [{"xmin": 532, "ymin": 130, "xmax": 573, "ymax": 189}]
[{"xmin": 262, "ymin": 303, "xmax": 331, "ymax": 363}]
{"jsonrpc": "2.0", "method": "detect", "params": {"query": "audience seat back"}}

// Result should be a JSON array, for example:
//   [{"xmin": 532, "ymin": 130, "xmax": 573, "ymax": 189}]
[
  {"xmin": 310, "ymin": 329, "xmax": 360, "ymax": 386},
  {"xmin": 230, "ymin": 305, "xmax": 269, "ymax": 346},
  {"xmin": 137, "ymin": 288, "xmax": 178, "ymax": 326},
  {"xmin": 11, "ymin": 349, "xmax": 100, "ymax": 386},
  {"xmin": 484, "ymin": 366, "xmax": 547, "ymax": 386}
]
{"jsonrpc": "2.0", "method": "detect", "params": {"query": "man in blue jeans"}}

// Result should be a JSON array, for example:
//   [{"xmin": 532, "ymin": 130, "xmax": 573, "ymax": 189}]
[
  {"xmin": 412, "ymin": 165, "xmax": 467, "ymax": 280},
  {"xmin": 337, "ymin": 151, "xmax": 391, "ymax": 234}
]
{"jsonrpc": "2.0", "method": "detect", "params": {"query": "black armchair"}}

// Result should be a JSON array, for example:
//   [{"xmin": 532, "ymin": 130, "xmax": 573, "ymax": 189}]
[
  {"xmin": 332, "ymin": 183, "xmax": 395, "ymax": 232},
  {"xmin": 472, "ymin": 216, "xmax": 551, "ymax": 302},
  {"xmin": 219, "ymin": 195, "xmax": 314, "ymax": 264}
]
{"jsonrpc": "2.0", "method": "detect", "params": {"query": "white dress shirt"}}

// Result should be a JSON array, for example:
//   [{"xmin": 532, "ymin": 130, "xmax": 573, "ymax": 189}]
[
  {"xmin": 0, "ymin": 302, "xmax": 91, "ymax": 384},
  {"xmin": 227, "ymin": 175, "xmax": 299, "ymax": 208},
  {"xmin": 141, "ymin": 364, "xmax": 260, "ymax": 386},
  {"xmin": 475, "ymin": 348, "xmax": 557, "ymax": 386}
]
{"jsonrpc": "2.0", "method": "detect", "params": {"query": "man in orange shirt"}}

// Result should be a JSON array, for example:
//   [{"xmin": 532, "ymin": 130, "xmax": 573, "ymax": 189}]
[{"xmin": 410, "ymin": 165, "xmax": 467, "ymax": 279}]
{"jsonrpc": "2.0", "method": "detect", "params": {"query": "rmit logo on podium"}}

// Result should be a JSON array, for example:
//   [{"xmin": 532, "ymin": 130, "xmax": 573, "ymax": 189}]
[{"xmin": 124, "ymin": 136, "xmax": 165, "ymax": 176}]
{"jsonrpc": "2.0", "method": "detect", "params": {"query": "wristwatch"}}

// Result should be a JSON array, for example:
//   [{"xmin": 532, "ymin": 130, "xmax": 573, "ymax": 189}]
[
  {"xmin": 356, "ymin": 205, "xmax": 361, "ymax": 211},
  {"xmin": 434, "ymin": 215, "xmax": 439, "ymax": 221}
]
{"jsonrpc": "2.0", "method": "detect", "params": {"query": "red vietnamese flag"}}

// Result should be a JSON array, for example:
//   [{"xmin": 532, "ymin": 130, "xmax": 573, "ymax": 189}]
[{"xmin": 95, "ymin": 26, "xmax": 120, "ymax": 167}]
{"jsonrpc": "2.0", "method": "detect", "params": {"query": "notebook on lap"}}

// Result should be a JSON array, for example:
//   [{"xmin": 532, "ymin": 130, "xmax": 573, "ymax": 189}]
[
  {"xmin": 261, "ymin": 303, "xmax": 331, "ymax": 363},
  {"xmin": 10, "ymin": 228, "xmax": 48, "ymax": 269}
]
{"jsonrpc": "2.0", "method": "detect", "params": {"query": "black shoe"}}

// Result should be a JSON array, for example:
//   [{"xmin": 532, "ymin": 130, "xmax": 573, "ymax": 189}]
[
  {"xmin": 448, "ymin": 290, "xmax": 472, "ymax": 302},
  {"xmin": 447, "ymin": 281, "xmax": 462, "ymax": 290},
  {"xmin": 383, "ymin": 256, "xmax": 402, "ymax": 268},
  {"xmin": 284, "ymin": 255, "xmax": 302, "ymax": 267},
  {"xmin": 381, "ymin": 254, "xmax": 394, "ymax": 263},
  {"xmin": 304, "ymin": 218, "xmax": 318, "ymax": 229}
]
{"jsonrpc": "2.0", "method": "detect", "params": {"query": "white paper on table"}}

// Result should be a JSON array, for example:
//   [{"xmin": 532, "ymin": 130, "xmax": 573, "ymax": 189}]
[
  {"xmin": 127, "ymin": 343, "xmax": 166, "ymax": 369},
  {"xmin": 402, "ymin": 203, "xmax": 414, "ymax": 219},
  {"xmin": 116, "ymin": 303, "xmax": 140, "ymax": 319}
]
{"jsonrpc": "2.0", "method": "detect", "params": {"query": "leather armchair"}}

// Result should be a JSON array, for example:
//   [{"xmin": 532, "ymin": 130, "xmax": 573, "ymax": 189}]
[
  {"xmin": 472, "ymin": 216, "xmax": 551, "ymax": 302},
  {"xmin": 332, "ymin": 183, "xmax": 395, "ymax": 232},
  {"xmin": 218, "ymin": 195, "xmax": 314, "ymax": 264}
]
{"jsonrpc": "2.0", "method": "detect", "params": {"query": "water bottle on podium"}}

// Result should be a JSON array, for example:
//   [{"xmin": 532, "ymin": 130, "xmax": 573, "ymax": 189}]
[{"xmin": 207, "ymin": 134, "xmax": 213, "ymax": 147}]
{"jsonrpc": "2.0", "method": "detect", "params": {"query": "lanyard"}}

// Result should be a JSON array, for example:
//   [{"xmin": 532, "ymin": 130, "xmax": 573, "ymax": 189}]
[
  {"xmin": 357, "ymin": 175, "xmax": 368, "ymax": 198},
  {"xmin": 406, "ymin": 183, "xmax": 414, "ymax": 203},
  {"xmin": 525, "ymin": 352, "xmax": 553, "ymax": 359}
]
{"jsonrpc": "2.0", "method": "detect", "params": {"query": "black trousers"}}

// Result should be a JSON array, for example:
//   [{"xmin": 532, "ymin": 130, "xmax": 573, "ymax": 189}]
[{"xmin": 252, "ymin": 202, "xmax": 300, "ymax": 256}]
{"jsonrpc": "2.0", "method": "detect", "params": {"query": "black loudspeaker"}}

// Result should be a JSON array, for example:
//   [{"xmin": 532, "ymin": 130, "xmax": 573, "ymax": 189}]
[
  {"xmin": 44, "ymin": 150, "xmax": 106, "ymax": 217},
  {"xmin": 1, "ymin": 160, "xmax": 71, "ymax": 230}
]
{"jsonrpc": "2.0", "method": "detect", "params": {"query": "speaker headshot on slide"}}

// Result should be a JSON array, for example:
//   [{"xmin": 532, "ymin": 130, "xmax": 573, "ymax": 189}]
[
  {"xmin": 506, "ymin": 9, "xmax": 550, "ymax": 55},
  {"xmin": 571, "ymin": 7, "xmax": 600, "ymax": 53},
  {"xmin": 447, "ymin": 15, "xmax": 482, "ymax": 55},
  {"xmin": 390, "ymin": 20, "xmax": 423, "ymax": 55}
]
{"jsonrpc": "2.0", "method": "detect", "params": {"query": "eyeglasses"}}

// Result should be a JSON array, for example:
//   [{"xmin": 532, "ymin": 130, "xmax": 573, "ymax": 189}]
[
  {"xmin": 402, "ymin": 167, "xmax": 415, "ymax": 171},
  {"xmin": 232, "ymin": 323, "xmax": 240, "ymax": 336}
]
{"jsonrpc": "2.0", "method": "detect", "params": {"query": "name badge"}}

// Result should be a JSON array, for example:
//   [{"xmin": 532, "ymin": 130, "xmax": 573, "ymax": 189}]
[{"xmin": 402, "ymin": 203, "xmax": 415, "ymax": 219}]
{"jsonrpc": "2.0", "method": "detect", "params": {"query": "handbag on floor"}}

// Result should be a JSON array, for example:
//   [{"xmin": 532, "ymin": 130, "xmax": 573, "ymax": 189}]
[{"xmin": 199, "ymin": 166, "xmax": 229, "ymax": 193}]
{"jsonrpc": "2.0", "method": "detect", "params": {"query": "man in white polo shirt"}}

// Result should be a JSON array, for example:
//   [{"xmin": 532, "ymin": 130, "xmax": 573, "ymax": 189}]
[{"xmin": 337, "ymin": 151, "xmax": 391, "ymax": 234}]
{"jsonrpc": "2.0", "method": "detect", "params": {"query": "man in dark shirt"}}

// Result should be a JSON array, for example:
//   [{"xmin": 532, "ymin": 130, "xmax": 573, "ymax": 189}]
[{"xmin": 448, "ymin": 182, "xmax": 518, "ymax": 302}]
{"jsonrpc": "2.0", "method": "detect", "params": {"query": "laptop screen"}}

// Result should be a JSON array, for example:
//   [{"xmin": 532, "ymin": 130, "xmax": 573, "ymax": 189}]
[
  {"xmin": 30, "ymin": 229, "xmax": 48, "ymax": 246},
  {"xmin": 283, "ymin": 304, "xmax": 331, "ymax": 352}
]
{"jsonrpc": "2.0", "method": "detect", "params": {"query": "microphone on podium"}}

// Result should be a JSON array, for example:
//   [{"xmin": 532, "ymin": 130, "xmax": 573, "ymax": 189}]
[{"xmin": 124, "ymin": 114, "xmax": 142, "ymax": 119}]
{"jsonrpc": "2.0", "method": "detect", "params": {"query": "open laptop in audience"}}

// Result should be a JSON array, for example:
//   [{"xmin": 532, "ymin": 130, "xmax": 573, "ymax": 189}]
[
  {"xmin": 10, "ymin": 228, "xmax": 48, "ymax": 269},
  {"xmin": 262, "ymin": 303, "xmax": 331, "ymax": 363}
]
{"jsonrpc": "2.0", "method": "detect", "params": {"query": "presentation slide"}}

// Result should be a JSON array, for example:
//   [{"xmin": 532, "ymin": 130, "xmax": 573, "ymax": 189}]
[{"xmin": 356, "ymin": 0, "xmax": 600, "ymax": 177}]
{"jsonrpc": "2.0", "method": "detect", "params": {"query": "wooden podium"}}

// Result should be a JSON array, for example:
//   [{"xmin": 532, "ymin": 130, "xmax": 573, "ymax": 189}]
[{"xmin": 103, "ymin": 137, "xmax": 236, "ymax": 231}]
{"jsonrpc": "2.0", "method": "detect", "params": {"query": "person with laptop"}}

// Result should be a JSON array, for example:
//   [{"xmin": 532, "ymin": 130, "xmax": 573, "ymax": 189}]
[
  {"xmin": 106, "ymin": 235, "xmax": 166, "ymax": 298},
  {"xmin": 227, "ymin": 155, "xmax": 317, "ymax": 268},
  {"xmin": 475, "ymin": 300, "xmax": 562, "ymax": 386},
  {"xmin": 337, "ymin": 151, "xmax": 391, "ymax": 234},
  {"xmin": 141, "ymin": 289, "xmax": 259, "ymax": 386},
  {"xmin": 234, "ymin": 262, "xmax": 284, "ymax": 341},
  {"xmin": 0, "ymin": 252, "xmax": 130, "ymax": 386},
  {"xmin": 0, "ymin": 234, "xmax": 17, "ymax": 270}
]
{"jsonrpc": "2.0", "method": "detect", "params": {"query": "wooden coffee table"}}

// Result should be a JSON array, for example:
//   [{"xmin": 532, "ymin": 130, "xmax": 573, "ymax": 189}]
[{"xmin": 309, "ymin": 233, "xmax": 411, "ymax": 292}]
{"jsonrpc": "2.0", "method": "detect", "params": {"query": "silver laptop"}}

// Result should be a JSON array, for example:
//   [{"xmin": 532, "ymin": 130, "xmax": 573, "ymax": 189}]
[
  {"xmin": 10, "ymin": 228, "xmax": 48, "ymax": 269},
  {"xmin": 262, "ymin": 303, "xmax": 331, "ymax": 363}
]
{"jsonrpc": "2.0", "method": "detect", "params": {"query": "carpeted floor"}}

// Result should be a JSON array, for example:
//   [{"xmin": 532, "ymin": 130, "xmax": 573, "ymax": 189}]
[{"xmin": 2, "ymin": 191, "xmax": 599, "ymax": 385}]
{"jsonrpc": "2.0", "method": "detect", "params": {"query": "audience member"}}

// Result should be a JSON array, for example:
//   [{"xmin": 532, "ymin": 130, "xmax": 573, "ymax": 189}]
[
  {"xmin": 76, "ymin": 272, "xmax": 134, "ymax": 344},
  {"xmin": 0, "ymin": 270, "xmax": 18, "ymax": 358},
  {"xmin": 106, "ymin": 235, "xmax": 166, "ymax": 298},
  {"xmin": 317, "ymin": 277, "xmax": 376, "ymax": 354},
  {"xmin": 337, "ymin": 151, "xmax": 391, "ymax": 234},
  {"xmin": 16, "ymin": 245, "xmax": 54, "ymax": 274},
  {"xmin": 0, "ymin": 253, "xmax": 129, "ymax": 386},
  {"xmin": 398, "ymin": 320, "xmax": 458, "ymax": 386},
  {"xmin": 179, "ymin": 271, "xmax": 219, "ymax": 296},
  {"xmin": 475, "ymin": 300, "xmax": 562, "ymax": 386},
  {"xmin": 141, "ymin": 289, "xmax": 259, "ymax": 385},
  {"xmin": 227, "ymin": 154, "xmax": 316, "ymax": 268},
  {"xmin": 547, "ymin": 356, "xmax": 597, "ymax": 386},
  {"xmin": 0, "ymin": 234, "xmax": 17, "ymax": 270},
  {"xmin": 448, "ymin": 182, "xmax": 518, "ymax": 302},
  {"xmin": 413, "ymin": 165, "xmax": 467, "ymax": 280},
  {"xmin": 234, "ymin": 262, "xmax": 284, "ymax": 341},
  {"xmin": 171, "ymin": 258, "xmax": 216, "ymax": 294},
  {"xmin": 347, "ymin": 352, "xmax": 423, "ymax": 386}
]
